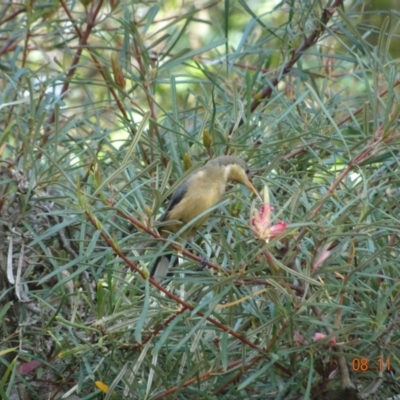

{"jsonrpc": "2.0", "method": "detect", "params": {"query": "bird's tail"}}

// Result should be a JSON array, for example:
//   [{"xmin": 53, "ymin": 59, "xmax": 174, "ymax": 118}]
[{"xmin": 150, "ymin": 253, "xmax": 173, "ymax": 283}]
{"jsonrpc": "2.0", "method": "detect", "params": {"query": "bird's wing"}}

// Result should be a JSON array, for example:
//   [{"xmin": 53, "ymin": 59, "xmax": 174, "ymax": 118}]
[{"xmin": 159, "ymin": 179, "xmax": 189, "ymax": 222}]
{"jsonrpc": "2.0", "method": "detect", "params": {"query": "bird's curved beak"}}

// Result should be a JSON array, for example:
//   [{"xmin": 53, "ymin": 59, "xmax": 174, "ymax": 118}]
[{"xmin": 245, "ymin": 179, "xmax": 262, "ymax": 201}]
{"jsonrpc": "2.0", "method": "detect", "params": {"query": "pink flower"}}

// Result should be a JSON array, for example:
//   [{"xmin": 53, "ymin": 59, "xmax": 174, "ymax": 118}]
[
  {"xmin": 312, "ymin": 245, "xmax": 331, "ymax": 270},
  {"xmin": 313, "ymin": 332, "xmax": 336, "ymax": 344},
  {"xmin": 294, "ymin": 331, "xmax": 309, "ymax": 346},
  {"xmin": 251, "ymin": 186, "xmax": 287, "ymax": 241}
]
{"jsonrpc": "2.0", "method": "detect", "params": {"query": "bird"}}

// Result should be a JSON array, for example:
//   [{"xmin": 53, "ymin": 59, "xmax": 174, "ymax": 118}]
[{"xmin": 150, "ymin": 155, "xmax": 261, "ymax": 282}]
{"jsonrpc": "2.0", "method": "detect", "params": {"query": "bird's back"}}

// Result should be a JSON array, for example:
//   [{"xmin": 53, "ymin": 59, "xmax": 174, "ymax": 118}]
[{"xmin": 159, "ymin": 164, "xmax": 227, "ymax": 237}]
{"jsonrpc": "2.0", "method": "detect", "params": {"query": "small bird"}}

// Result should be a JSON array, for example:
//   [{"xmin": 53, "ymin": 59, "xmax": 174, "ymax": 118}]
[{"xmin": 150, "ymin": 156, "xmax": 261, "ymax": 282}]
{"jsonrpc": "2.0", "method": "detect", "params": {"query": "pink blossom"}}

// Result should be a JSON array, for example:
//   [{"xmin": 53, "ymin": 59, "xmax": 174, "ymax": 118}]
[
  {"xmin": 313, "ymin": 332, "xmax": 336, "ymax": 344},
  {"xmin": 294, "ymin": 331, "xmax": 309, "ymax": 346},
  {"xmin": 251, "ymin": 186, "xmax": 287, "ymax": 241},
  {"xmin": 313, "ymin": 245, "xmax": 331, "ymax": 270}
]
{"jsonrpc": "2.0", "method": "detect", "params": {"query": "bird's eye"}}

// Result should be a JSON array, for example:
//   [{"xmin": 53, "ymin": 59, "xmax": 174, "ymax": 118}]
[{"xmin": 245, "ymin": 168, "xmax": 250, "ymax": 175}]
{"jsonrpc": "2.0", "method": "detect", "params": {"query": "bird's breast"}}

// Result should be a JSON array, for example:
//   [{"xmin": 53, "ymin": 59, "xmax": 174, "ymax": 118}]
[{"xmin": 165, "ymin": 170, "xmax": 226, "ymax": 233}]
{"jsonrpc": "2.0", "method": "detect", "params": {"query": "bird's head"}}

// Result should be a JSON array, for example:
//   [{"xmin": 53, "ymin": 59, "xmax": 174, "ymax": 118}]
[{"xmin": 208, "ymin": 156, "xmax": 262, "ymax": 200}]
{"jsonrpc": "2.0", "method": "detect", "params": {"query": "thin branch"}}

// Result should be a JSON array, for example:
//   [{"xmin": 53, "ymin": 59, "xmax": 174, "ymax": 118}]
[{"xmin": 229, "ymin": 0, "xmax": 344, "ymax": 134}]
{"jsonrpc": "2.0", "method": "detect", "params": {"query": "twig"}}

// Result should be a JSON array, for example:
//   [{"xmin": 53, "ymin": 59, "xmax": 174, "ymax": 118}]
[{"xmin": 229, "ymin": 0, "xmax": 344, "ymax": 134}]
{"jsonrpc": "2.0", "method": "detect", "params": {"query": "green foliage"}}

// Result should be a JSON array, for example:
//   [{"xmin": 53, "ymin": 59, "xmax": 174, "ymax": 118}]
[{"xmin": 0, "ymin": 0, "xmax": 399, "ymax": 399}]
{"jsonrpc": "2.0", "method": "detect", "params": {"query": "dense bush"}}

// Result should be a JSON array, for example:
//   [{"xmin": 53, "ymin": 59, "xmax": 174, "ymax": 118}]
[{"xmin": 0, "ymin": 0, "xmax": 399, "ymax": 399}]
